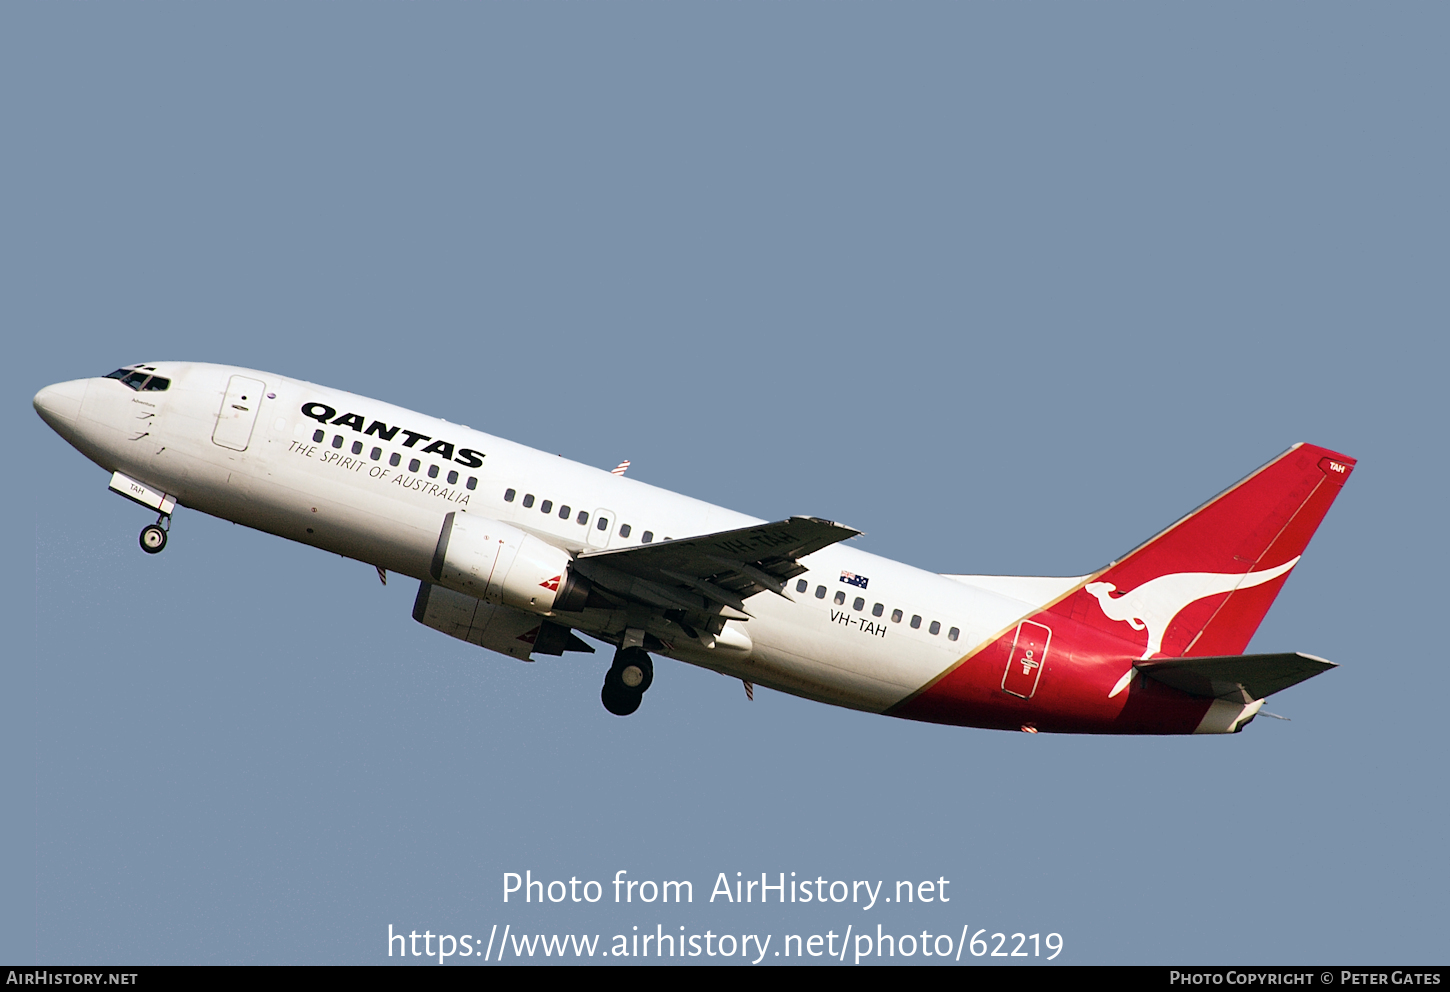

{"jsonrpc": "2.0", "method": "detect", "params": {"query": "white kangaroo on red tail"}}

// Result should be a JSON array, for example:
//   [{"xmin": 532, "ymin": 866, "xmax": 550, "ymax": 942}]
[{"xmin": 1085, "ymin": 556, "xmax": 1300, "ymax": 662}]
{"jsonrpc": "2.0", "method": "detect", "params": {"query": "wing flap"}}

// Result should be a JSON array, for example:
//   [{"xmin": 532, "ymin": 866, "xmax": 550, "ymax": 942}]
[{"xmin": 1136, "ymin": 652, "xmax": 1336, "ymax": 701}]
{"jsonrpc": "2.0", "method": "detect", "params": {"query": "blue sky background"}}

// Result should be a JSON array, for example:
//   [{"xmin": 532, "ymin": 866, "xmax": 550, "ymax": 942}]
[{"xmin": 4, "ymin": 3, "xmax": 1446, "ymax": 965}]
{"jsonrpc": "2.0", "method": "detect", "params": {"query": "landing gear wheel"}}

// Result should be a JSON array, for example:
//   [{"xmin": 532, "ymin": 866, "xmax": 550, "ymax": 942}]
[
  {"xmin": 139, "ymin": 523, "xmax": 168, "ymax": 554},
  {"xmin": 601, "ymin": 681, "xmax": 642, "ymax": 716},
  {"xmin": 600, "ymin": 647, "xmax": 654, "ymax": 716},
  {"xmin": 612, "ymin": 647, "xmax": 654, "ymax": 693}
]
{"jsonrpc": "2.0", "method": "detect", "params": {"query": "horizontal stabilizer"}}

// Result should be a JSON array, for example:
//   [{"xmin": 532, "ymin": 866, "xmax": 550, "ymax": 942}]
[{"xmin": 1136, "ymin": 652, "xmax": 1336, "ymax": 701}]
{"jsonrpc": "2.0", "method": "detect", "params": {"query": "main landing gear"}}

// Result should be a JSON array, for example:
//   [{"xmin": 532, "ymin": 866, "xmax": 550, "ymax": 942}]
[
  {"xmin": 139, "ymin": 514, "xmax": 170, "ymax": 555},
  {"xmin": 601, "ymin": 647, "xmax": 654, "ymax": 717}
]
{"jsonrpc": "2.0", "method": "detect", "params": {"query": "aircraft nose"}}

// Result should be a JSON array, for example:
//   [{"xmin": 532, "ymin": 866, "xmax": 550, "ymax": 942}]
[{"xmin": 33, "ymin": 379, "xmax": 88, "ymax": 436}]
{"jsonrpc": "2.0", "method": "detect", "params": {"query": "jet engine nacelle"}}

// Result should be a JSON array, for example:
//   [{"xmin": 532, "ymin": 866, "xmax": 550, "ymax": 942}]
[
  {"xmin": 411, "ymin": 582, "xmax": 594, "ymax": 661},
  {"xmin": 429, "ymin": 511, "xmax": 590, "ymax": 614}
]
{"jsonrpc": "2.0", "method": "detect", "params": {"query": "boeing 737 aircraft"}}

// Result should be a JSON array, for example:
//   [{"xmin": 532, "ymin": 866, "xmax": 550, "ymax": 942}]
[{"xmin": 34, "ymin": 363, "xmax": 1355, "ymax": 734}]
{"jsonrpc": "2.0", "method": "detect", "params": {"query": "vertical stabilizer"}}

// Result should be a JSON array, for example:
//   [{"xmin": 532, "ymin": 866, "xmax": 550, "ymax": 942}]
[{"xmin": 1063, "ymin": 443, "xmax": 1356, "ymax": 660}]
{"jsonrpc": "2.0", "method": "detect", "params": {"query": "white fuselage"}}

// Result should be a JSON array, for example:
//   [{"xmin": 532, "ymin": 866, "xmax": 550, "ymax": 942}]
[{"xmin": 38, "ymin": 363, "xmax": 1072, "ymax": 714}]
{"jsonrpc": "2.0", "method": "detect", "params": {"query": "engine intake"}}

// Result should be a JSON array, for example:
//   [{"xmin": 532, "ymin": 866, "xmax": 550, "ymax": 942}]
[{"xmin": 429, "ymin": 511, "xmax": 591, "ymax": 615}]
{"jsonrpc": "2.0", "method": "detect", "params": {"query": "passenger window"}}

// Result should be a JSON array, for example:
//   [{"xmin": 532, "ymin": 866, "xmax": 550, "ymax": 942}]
[
  {"xmin": 523, "ymin": 494, "xmax": 535, "ymax": 508},
  {"xmin": 910, "ymin": 615, "xmax": 922, "ymax": 629},
  {"xmin": 351, "ymin": 441, "xmax": 363, "ymax": 455},
  {"xmin": 408, "ymin": 458, "xmax": 420, "ymax": 473},
  {"xmin": 540, "ymin": 500, "xmax": 553, "ymax": 514},
  {"xmin": 948, "ymin": 627, "xmax": 960, "ymax": 641},
  {"xmin": 389, "ymin": 453, "xmax": 401, "ymax": 467},
  {"xmin": 929, "ymin": 621, "xmax": 941, "ymax": 635},
  {"xmin": 834, "ymin": 591, "xmax": 846, "ymax": 606},
  {"xmin": 796, "ymin": 579, "xmax": 808, "ymax": 594},
  {"xmin": 504, "ymin": 489, "xmax": 516, "ymax": 502},
  {"xmin": 332, "ymin": 435, "xmax": 344, "ymax": 449},
  {"xmin": 641, "ymin": 531, "xmax": 653, "ymax": 543},
  {"xmin": 597, "ymin": 517, "xmax": 610, "ymax": 532},
  {"xmin": 559, "ymin": 504, "xmax": 571, "ymax": 519},
  {"xmin": 313, "ymin": 429, "xmax": 324, "ymax": 443},
  {"xmin": 815, "ymin": 585, "xmax": 826, "ymax": 599},
  {"xmin": 466, "ymin": 477, "xmax": 477, "ymax": 491},
  {"xmin": 141, "ymin": 376, "xmax": 171, "ymax": 391},
  {"xmin": 370, "ymin": 447, "xmax": 381, "ymax": 461},
  {"xmin": 618, "ymin": 523, "xmax": 629, "ymax": 537},
  {"xmin": 853, "ymin": 597, "xmax": 865, "ymax": 612},
  {"xmin": 447, "ymin": 470, "xmax": 458, "ymax": 484},
  {"xmin": 891, "ymin": 609, "xmax": 903, "ymax": 623},
  {"xmin": 428, "ymin": 465, "xmax": 439, "ymax": 479},
  {"xmin": 872, "ymin": 603, "xmax": 884, "ymax": 617},
  {"xmin": 577, "ymin": 511, "xmax": 588, "ymax": 525}
]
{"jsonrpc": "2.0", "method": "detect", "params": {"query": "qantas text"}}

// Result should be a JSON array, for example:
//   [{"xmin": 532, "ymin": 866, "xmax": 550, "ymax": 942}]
[{"xmin": 301, "ymin": 402, "xmax": 485, "ymax": 467}]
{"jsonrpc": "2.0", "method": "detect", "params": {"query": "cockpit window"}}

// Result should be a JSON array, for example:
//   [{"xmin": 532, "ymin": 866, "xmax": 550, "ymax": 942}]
[{"xmin": 103, "ymin": 368, "xmax": 170, "ymax": 391}]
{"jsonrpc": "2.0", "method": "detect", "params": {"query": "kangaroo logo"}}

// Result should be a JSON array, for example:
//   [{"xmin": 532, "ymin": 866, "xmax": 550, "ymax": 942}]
[{"xmin": 1085, "ymin": 557, "xmax": 1300, "ymax": 661}]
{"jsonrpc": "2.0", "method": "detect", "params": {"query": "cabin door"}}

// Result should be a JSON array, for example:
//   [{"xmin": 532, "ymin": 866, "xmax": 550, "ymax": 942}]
[
  {"xmin": 212, "ymin": 375, "xmax": 266, "ymax": 451},
  {"xmin": 1001, "ymin": 620, "xmax": 1052, "ymax": 699}
]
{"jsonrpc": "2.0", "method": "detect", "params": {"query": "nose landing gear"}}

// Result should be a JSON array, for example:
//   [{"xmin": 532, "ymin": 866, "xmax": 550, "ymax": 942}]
[
  {"xmin": 139, "ymin": 514, "xmax": 170, "ymax": 554},
  {"xmin": 601, "ymin": 647, "xmax": 653, "ymax": 716}
]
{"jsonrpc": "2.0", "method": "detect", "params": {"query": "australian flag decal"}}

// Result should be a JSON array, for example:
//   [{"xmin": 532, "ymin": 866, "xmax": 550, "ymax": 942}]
[{"xmin": 840, "ymin": 570, "xmax": 869, "ymax": 589}]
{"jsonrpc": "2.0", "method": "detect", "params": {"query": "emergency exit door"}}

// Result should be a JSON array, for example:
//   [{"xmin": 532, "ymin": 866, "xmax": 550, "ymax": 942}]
[
  {"xmin": 588, "ymin": 508, "xmax": 617, "ymax": 549},
  {"xmin": 212, "ymin": 375, "xmax": 266, "ymax": 451}
]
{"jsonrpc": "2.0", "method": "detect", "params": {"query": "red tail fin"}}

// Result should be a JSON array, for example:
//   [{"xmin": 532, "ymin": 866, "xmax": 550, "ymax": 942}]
[{"xmin": 1059, "ymin": 443, "xmax": 1355, "ymax": 660}]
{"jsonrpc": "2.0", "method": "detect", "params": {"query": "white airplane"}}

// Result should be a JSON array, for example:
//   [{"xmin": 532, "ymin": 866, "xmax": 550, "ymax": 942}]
[{"xmin": 34, "ymin": 363, "xmax": 1356, "ymax": 733}]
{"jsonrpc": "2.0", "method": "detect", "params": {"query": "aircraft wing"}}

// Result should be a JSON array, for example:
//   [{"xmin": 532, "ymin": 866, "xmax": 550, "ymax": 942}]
[
  {"xmin": 570, "ymin": 516, "xmax": 860, "ymax": 618},
  {"xmin": 1135, "ymin": 652, "xmax": 1337, "ymax": 701}
]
